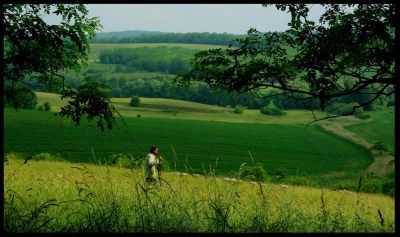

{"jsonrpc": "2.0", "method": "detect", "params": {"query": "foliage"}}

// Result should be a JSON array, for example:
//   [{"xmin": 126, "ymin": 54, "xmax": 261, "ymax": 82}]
[
  {"xmin": 326, "ymin": 102, "xmax": 370, "ymax": 119},
  {"xmin": 99, "ymin": 46, "xmax": 196, "ymax": 74},
  {"xmin": 233, "ymin": 105, "xmax": 245, "ymax": 114},
  {"xmin": 43, "ymin": 102, "xmax": 51, "ymax": 111},
  {"xmin": 333, "ymin": 172, "xmax": 394, "ymax": 197},
  {"xmin": 129, "ymin": 96, "xmax": 141, "ymax": 107},
  {"xmin": 370, "ymin": 141, "xmax": 390, "ymax": 153},
  {"xmin": 3, "ymin": 4, "xmax": 118, "ymax": 131},
  {"xmin": 260, "ymin": 101, "xmax": 286, "ymax": 116},
  {"xmin": 275, "ymin": 168, "xmax": 288, "ymax": 179},
  {"xmin": 238, "ymin": 163, "xmax": 269, "ymax": 182},
  {"xmin": 4, "ymin": 83, "xmax": 38, "ymax": 110},
  {"xmin": 58, "ymin": 78, "xmax": 120, "ymax": 132},
  {"xmin": 353, "ymin": 109, "xmax": 371, "ymax": 120},
  {"xmin": 90, "ymin": 32, "xmax": 243, "ymax": 46},
  {"xmin": 37, "ymin": 105, "xmax": 44, "ymax": 111},
  {"xmin": 31, "ymin": 153, "xmax": 62, "ymax": 161},
  {"xmin": 177, "ymin": 4, "xmax": 394, "ymax": 121}
]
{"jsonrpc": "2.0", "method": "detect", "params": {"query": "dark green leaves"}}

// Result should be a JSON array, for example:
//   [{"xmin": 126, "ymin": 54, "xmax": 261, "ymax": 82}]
[
  {"xmin": 59, "ymin": 78, "xmax": 119, "ymax": 132},
  {"xmin": 3, "ymin": 4, "xmax": 120, "ymax": 131}
]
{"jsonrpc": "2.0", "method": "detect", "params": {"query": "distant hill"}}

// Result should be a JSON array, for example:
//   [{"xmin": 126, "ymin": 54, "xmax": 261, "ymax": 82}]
[{"xmin": 95, "ymin": 30, "xmax": 168, "ymax": 38}]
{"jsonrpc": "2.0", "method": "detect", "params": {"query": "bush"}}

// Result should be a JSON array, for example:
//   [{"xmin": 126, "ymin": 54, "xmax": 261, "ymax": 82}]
[
  {"xmin": 370, "ymin": 141, "xmax": 390, "ymax": 153},
  {"xmin": 387, "ymin": 97, "xmax": 395, "ymax": 106},
  {"xmin": 108, "ymin": 153, "xmax": 132, "ymax": 168},
  {"xmin": 275, "ymin": 168, "xmax": 288, "ymax": 179},
  {"xmin": 326, "ymin": 102, "xmax": 369, "ymax": 118},
  {"xmin": 353, "ymin": 107, "xmax": 371, "ymax": 120},
  {"xmin": 130, "ymin": 96, "xmax": 141, "ymax": 107},
  {"xmin": 238, "ymin": 163, "xmax": 269, "ymax": 182},
  {"xmin": 260, "ymin": 107, "xmax": 286, "ymax": 116},
  {"xmin": 44, "ymin": 102, "xmax": 51, "ymax": 111},
  {"xmin": 233, "ymin": 105, "xmax": 245, "ymax": 114},
  {"xmin": 4, "ymin": 83, "xmax": 38, "ymax": 110},
  {"xmin": 37, "ymin": 104, "xmax": 44, "ymax": 111},
  {"xmin": 326, "ymin": 102, "xmax": 353, "ymax": 115},
  {"xmin": 260, "ymin": 101, "xmax": 286, "ymax": 116},
  {"xmin": 31, "ymin": 153, "xmax": 62, "ymax": 161}
]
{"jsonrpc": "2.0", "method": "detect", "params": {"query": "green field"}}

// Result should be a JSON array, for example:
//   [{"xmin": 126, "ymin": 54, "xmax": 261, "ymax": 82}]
[
  {"xmin": 89, "ymin": 43, "xmax": 227, "ymax": 61},
  {"xmin": 4, "ymin": 106, "xmax": 372, "ymax": 178},
  {"xmin": 344, "ymin": 108, "xmax": 395, "ymax": 152},
  {"xmin": 37, "ymin": 92, "xmax": 330, "ymax": 125}
]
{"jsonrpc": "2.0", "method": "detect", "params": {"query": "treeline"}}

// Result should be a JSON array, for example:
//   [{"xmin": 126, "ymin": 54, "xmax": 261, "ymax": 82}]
[
  {"xmin": 29, "ymin": 71, "xmax": 392, "ymax": 111},
  {"xmin": 61, "ymin": 74, "xmax": 320, "ymax": 110},
  {"xmin": 99, "ymin": 47, "xmax": 197, "ymax": 74},
  {"xmin": 90, "ymin": 32, "xmax": 243, "ymax": 46}
]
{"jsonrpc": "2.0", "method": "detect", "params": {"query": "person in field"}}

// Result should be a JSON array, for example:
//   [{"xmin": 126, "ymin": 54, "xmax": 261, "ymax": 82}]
[{"xmin": 144, "ymin": 146, "xmax": 163, "ymax": 184}]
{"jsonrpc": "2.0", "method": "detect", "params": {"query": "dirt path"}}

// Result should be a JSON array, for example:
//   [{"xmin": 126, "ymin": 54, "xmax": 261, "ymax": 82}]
[{"xmin": 320, "ymin": 116, "xmax": 394, "ymax": 176}]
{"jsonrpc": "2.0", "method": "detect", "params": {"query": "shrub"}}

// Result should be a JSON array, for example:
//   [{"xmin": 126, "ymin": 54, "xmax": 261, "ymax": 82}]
[
  {"xmin": 238, "ymin": 163, "xmax": 269, "ymax": 182},
  {"xmin": 137, "ymin": 114, "xmax": 141, "ymax": 118},
  {"xmin": 44, "ymin": 102, "xmax": 51, "ymax": 111},
  {"xmin": 260, "ymin": 101, "xmax": 286, "ymax": 116},
  {"xmin": 4, "ymin": 83, "xmax": 38, "ymax": 110},
  {"xmin": 37, "ymin": 104, "xmax": 44, "ymax": 111},
  {"xmin": 387, "ymin": 97, "xmax": 395, "ymax": 106},
  {"xmin": 108, "ymin": 153, "xmax": 131, "ymax": 168},
  {"xmin": 326, "ymin": 102, "xmax": 369, "ymax": 118},
  {"xmin": 326, "ymin": 102, "xmax": 353, "ymax": 115},
  {"xmin": 130, "ymin": 96, "xmax": 141, "ymax": 107},
  {"xmin": 275, "ymin": 168, "xmax": 288, "ymax": 179},
  {"xmin": 353, "ymin": 107, "xmax": 371, "ymax": 120},
  {"xmin": 31, "ymin": 153, "xmax": 62, "ymax": 161},
  {"xmin": 374, "ymin": 105, "xmax": 385, "ymax": 111},
  {"xmin": 370, "ymin": 141, "xmax": 390, "ymax": 153},
  {"xmin": 233, "ymin": 105, "xmax": 245, "ymax": 114},
  {"xmin": 260, "ymin": 107, "xmax": 286, "ymax": 116}
]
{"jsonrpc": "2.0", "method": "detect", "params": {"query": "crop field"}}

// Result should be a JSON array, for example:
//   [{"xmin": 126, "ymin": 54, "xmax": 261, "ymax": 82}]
[
  {"xmin": 89, "ymin": 43, "xmax": 227, "ymax": 61},
  {"xmin": 4, "ymin": 107, "xmax": 372, "ymax": 178},
  {"xmin": 4, "ymin": 157, "xmax": 394, "ymax": 232},
  {"xmin": 344, "ymin": 108, "xmax": 395, "ymax": 152}
]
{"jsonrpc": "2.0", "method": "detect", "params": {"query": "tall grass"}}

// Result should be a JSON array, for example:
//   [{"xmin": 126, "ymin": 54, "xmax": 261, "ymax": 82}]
[{"xmin": 4, "ymin": 156, "xmax": 394, "ymax": 233}]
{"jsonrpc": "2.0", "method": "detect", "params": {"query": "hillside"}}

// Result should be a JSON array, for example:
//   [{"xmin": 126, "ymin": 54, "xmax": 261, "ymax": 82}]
[
  {"xmin": 36, "ymin": 92, "xmax": 328, "ymax": 124},
  {"xmin": 6, "ymin": 92, "xmax": 375, "ymax": 185},
  {"xmin": 4, "ymin": 157, "xmax": 394, "ymax": 232}
]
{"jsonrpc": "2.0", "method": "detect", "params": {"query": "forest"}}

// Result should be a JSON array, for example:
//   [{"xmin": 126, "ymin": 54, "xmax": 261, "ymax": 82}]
[{"xmin": 89, "ymin": 32, "xmax": 243, "ymax": 46}]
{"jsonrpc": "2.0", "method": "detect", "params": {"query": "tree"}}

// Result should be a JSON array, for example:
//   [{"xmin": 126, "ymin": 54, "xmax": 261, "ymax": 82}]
[
  {"xmin": 4, "ymin": 4, "xmax": 119, "ymax": 131},
  {"xmin": 4, "ymin": 83, "xmax": 37, "ymax": 109},
  {"xmin": 130, "ymin": 96, "xmax": 141, "ymax": 107},
  {"xmin": 176, "ymin": 4, "xmax": 395, "ymax": 125}
]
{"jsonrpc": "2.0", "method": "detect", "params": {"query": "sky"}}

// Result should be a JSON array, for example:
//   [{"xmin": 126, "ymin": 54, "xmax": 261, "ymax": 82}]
[{"xmin": 43, "ymin": 4, "xmax": 327, "ymax": 34}]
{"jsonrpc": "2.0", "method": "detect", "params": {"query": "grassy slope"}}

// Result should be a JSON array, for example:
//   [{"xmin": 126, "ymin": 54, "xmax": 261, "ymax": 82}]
[
  {"xmin": 5, "ymin": 104, "xmax": 372, "ymax": 177},
  {"xmin": 37, "ymin": 92, "xmax": 330, "ymax": 125},
  {"xmin": 89, "ymin": 43, "xmax": 227, "ymax": 61},
  {"xmin": 4, "ymin": 157, "xmax": 394, "ymax": 232},
  {"xmin": 343, "ymin": 108, "xmax": 395, "ymax": 152}
]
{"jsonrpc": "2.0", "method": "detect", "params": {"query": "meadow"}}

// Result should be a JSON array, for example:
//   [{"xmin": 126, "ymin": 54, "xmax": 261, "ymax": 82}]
[
  {"xmin": 344, "ymin": 108, "xmax": 395, "ymax": 152},
  {"xmin": 4, "ymin": 103, "xmax": 372, "ymax": 179},
  {"xmin": 4, "ymin": 156, "xmax": 394, "ymax": 232},
  {"xmin": 88, "ymin": 43, "xmax": 227, "ymax": 61}
]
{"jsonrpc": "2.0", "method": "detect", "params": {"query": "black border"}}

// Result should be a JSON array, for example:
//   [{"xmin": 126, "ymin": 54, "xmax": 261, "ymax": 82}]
[{"xmin": 1, "ymin": 1, "xmax": 398, "ymax": 236}]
